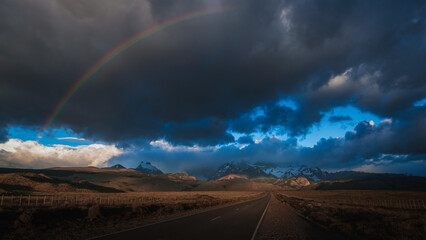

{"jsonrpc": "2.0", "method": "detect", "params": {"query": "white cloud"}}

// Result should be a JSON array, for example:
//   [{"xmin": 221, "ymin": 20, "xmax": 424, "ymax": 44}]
[
  {"xmin": 0, "ymin": 139, "xmax": 123, "ymax": 168},
  {"xmin": 239, "ymin": 145, "xmax": 248, "ymax": 150},
  {"xmin": 149, "ymin": 139, "xmax": 216, "ymax": 152},
  {"xmin": 380, "ymin": 119, "xmax": 392, "ymax": 124},
  {"xmin": 318, "ymin": 67, "xmax": 382, "ymax": 94},
  {"xmin": 353, "ymin": 161, "xmax": 426, "ymax": 176},
  {"xmin": 57, "ymin": 137, "xmax": 87, "ymax": 142},
  {"xmin": 280, "ymin": 8, "xmax": 292, "ymax": 31},
  {"xmin": 327, "ymin": 68, "xmax": 352, "ymax": 88}
]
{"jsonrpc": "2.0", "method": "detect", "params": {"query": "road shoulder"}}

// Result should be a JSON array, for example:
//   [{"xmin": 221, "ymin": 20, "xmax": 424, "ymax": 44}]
[{"xmin": 256, "ymin": 192, "xmax": 338, "ymax": 240}]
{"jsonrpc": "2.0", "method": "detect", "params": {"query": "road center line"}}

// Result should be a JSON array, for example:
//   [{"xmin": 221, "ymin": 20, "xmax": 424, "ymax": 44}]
[
  {"xmin": 250, "ymin": 193, "xmax": 271, "ymax": 240},
  {"xmin": 210, "ymin": 216, "xmax": 222, "ymax": 221},
  {"xmin": 89, "ymin": 193, "xmax": 268, "ymax": 240}
]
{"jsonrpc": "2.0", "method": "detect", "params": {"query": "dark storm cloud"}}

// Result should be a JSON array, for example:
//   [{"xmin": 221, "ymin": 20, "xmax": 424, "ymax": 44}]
[
  {"xmin": 237, "ymin": 135, "xmax": 254, "ymax": 144},
  {"xmin": 163, "ymin": 117, "xmax": 234, "ymax": 146},
  {"xmin": 229, "ymin": 102, "xmax": 322, "ymax": 136},
  {"xmin": 285, "ymin": 0, "xmax": 426, "ymax": 118},
  {"xmin": 0, "ymin": 0, "xmax": 425, "ymax": 148},
  {"xmin": 300, "ymin": 106, "xmax": 426, "ymax": 167},
  {"xmin": 0, "ymin": 126, "xmax": 7, "ymax": 143},
  {"xmin": 344, "ymin": 107, "xmax": 426, "ymax": 155},
  {"xmin": 111, "ymin": 108, "xmax": 425, "ymax": 177},
  {"xmin": 328, "ymin": 115, "xmax": 352, "ymax": 122}
]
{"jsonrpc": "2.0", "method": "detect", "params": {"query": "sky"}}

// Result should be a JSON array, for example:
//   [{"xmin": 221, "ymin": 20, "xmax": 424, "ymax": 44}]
[{"xmin": 0, "ymin": 0, "xmax": 425, "ymax": 177}]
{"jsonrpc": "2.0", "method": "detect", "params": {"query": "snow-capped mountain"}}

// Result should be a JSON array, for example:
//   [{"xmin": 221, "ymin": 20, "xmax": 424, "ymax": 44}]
[
  {"xmin": 200, "ymin": 161, "xmax": 384, "ymax": 182},
  {"xmin": 209, "ymin": 161, "xmax": 327, "ymax": 181},
  {"xmin": 262, "ymin": 164, "xmax": 326, "ymax": 181},
  {"xmin": 134, "ymin": 161, "xmax": 163, "ymax": 174},
  {"xmin": 210, "ymin": 161, "xmax": 275, "ymax": 180},
  {"xmin": 107, "ymin": 164, "xmax": 126, "ymax": 169}
]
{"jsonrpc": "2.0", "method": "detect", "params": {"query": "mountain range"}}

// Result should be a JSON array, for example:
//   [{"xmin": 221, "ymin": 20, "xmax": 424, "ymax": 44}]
[
  {"xmin": 0, "ymin": 160, "xmax": 425, "ymax": 193},
  {"xmin": 111, "ymin": 161, "xmax": 420, "ymax": 184},
  {"xmin": 134, "ymin": 161, "xmax": 163, "ymax": 174},
  {"xmin": 108, "ymin": 161, "xmax": 163, "ymax": 175},
  {"xmin": 201, "ymin": 161, "xmax": 344, "ymax": 181}
]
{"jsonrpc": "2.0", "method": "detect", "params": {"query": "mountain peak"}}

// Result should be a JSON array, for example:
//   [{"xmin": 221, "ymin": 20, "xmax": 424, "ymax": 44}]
[
  {"xmin": 210, "ymin": 161, "xmax": 274, "ymax": 180},
  {"xmin": 135, "ymin": 161, "xmax": 163, "ymax": 175},
  {"xmin": 262, "ymin": 164, "xmax": 325, "ymax": 181},
  {"xmin": 108, "ymin": 164, "xmax": 126, "ymax": 169}
]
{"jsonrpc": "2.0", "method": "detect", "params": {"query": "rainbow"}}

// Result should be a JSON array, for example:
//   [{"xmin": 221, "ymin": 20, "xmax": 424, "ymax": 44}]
[{"xmin": 40, "ymin": 6, "xmax": 239, "ymax": 135}]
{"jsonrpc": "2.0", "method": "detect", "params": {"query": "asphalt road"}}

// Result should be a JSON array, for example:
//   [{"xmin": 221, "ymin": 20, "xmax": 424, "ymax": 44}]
[{"xmin": 92, "ymin": 193, "xmax": 271, "ymax": 240}]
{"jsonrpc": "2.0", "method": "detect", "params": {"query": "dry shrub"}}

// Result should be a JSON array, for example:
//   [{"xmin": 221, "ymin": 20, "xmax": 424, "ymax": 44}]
[
  {"xmin": 14, "ymin": 209, "xmax": 33, "ymax": 228},
  {"xmin": 0, "ymin": 191, "xmax": 263, "ymax": 240},
  {"xmin": 276, "ymin": 191, "xmax": 426, "ymax": 240},
  {"xmin": 87, "ymin": 205, "xmax": 102, "ymax": 221}
]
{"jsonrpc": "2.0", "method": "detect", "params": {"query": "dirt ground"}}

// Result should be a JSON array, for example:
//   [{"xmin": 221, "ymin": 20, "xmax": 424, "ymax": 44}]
[{"xmin": 275, "ymin": 190, "xmax": 426, "ymax": 240}]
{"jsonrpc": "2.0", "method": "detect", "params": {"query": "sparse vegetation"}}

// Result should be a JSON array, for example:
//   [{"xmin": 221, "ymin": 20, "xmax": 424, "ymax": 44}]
[
  {"xmin": 0, "ymin": 191, "xmax": 264, "ymax": 240},
  {"xmin": 275, "ymin": 190, "xmax": 426, "ymax": 240}
]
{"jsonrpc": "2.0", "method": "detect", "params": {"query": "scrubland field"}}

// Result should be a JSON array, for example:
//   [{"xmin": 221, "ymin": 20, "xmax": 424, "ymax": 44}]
[
  {"xmin": 0, "ymin": 191, "xmax": 264, "ymax": 240},
  {"xmin": 276, "ymin": 190, "xmax": 426, "ymax": 240},
  {"xmin": 0, "ymin": 191, "xmax": 262, "ymax": 208}
]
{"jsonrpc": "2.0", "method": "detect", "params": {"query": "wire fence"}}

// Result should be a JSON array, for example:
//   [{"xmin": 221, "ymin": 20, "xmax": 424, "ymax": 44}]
[
  {"xmin": 0, "ymin": 192, "xmax": 263, "ymax": 208},
  {"xmin": 330, "ymin": 198, "xmax": 426, "ymax": 210},
  {"xmin": 277, "ymin": 193, "xmax": 426, "ymax": 210},
  {"xmin": 0, "ymin": 194, "xmax": 159, "ymax": 207}
]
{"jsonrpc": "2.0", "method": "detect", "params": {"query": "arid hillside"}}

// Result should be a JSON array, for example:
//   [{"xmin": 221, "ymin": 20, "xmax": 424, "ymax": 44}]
[
  {"xmin": 0, "ymin": 172, "xmax": 121, "ymax": 194},
  {"xmin": 2, "ymin": 167, "xmax": 424, "ymax": 194},
  {"xmin": 0, "ymin": 167, "xmax": 200, "ymax": 192},
  {"xmin": 0, "ymin": 168, "xmax": 314, "ymax": 193}
]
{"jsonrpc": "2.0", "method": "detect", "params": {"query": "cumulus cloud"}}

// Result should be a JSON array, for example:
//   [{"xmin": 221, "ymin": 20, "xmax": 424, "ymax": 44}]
[
  {"xmin": 57, "ymin": 137, "xmax": 87, "ymax": 142},
  {"xmin": 109, "ymin": 107, "xmax": 426, "ymax": 177},
  {"xmin": 229, "ymin": 101, "xmax": 322, "ymax": 137},
  {"xmin": 149, "ymin": 139, "xmax": 216, "ymax": 152},
  {"xmin": 0, "ymin": 139, "xmax": 123, "ymax": 168},
  {"xmin": 1, "ymin": 0, "xmax": 424, "ymax": 145},
  {"xmin": 0, "ymin": 0, "xmax": 425, "ymax": 176}
]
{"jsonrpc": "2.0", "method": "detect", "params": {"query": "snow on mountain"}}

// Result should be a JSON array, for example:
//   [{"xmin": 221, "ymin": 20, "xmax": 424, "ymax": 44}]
[
  {"xmin": 262, "ymin": 166, "xmax": 293, "ymax": 178},
  {"xmin": 107, "ymin": 164, "xmax": 126, "ymax": 169},
  {"xmin": 261, "ymin": 164, "xmax": 326, "ymax": 181},
  {"xmin": 210, "ymin": 161, "xmax": 274, "ymax": 180},
  {"xmin": 134, "ymin": 161, "xmax": 163, "ymax": 174},
  {"xmin": 201, "ymin": 161, "xmax": 380, "ymax": 182},
  {"xmin": 211, "ymin": 161, "xmax": 327, "ymax": 181},
  {"xmin": 217, "ymin": 174, "xmax": 249, "ymax": 181}
]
